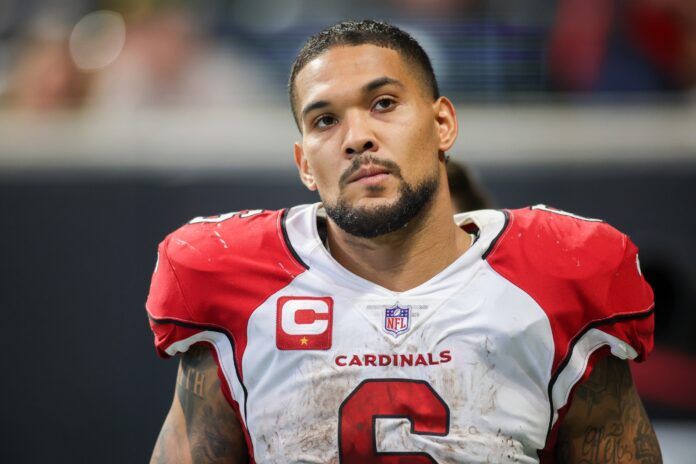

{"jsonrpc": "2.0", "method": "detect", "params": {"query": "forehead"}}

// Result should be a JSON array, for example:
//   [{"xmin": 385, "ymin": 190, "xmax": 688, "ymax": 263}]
[{"xmin": 294, "ymin": 44, "xmax": 418, "ymax": 107}]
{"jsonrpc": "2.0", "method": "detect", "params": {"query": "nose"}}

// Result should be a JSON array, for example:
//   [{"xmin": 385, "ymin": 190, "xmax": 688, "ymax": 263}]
[
  {"xmin": 345, "ymin": 140, "xmax": 374, "ymax": 156},
  {"xmin": 342, "ymin": 111, "xmax": 378, "ymax": 156}
]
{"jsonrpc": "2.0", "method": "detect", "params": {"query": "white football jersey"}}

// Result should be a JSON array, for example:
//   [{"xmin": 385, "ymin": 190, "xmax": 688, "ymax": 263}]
[{"xmin": 146, "ymin": 203, "xmax": 654, "ymax": 463}]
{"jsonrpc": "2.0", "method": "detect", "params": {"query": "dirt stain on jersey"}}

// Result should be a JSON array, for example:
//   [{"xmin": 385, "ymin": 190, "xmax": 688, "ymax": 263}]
[
  {"xmin": 253, "ymin": 356, "xmax": 352, "ymax": 464},
  {"xmin": 422, "ymin": 339, "xmax": 527, "ymax": 462},
  {"xmin": 253, "ymin": 334, "xmax": 529, "ymax": 463}
]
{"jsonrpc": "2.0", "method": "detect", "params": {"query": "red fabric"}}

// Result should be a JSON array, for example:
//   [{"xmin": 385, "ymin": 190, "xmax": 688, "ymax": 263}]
[
  {"xmin": 146, "ymin": 240, "xmax": 201, "ymax": 358},
  {"xmin": 487, "ymin": 207, "xmax": 654, "ymax": 372},
  {"xmin": 145, "ymin": 209, "xmax": 307, "ymax": 462},
  {"xmin": 276, "ymin": 296, "xmax": 333, "ymax": 350},
  {"xmin": 145, "ymin": 209, "xmax": 307, "ymax": 377},
  {"xmin": 339, "ymin": 380, "xmax": 448, "ymax": 463},
  {"xmin": 486, "ymin": 207, "xmax": 655, "ymax": 461}
]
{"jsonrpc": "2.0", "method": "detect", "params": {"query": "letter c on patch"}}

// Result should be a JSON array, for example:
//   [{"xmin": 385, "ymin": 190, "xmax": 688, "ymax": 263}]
[{"xmin": 280, "ymin": 299, "xmax": 330, "ymax": 335}]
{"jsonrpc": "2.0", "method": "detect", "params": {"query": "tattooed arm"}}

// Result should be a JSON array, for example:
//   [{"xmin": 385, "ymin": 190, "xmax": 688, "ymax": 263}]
[
  {"xmin": 556, "ymin": 356, "xmax": 662, "ymax": 463},
  {"xmin": 150, "ymin": 345, "xmax": 249, "ymax": 464}
]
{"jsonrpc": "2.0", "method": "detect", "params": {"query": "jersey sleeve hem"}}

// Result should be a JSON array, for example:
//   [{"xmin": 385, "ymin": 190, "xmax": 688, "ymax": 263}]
[{"xmin": 145, "ymin": 235, "xmax": 201, "ymax": 358}]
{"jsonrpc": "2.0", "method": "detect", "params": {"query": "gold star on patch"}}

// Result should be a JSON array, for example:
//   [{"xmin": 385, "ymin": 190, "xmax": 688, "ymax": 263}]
[{"xmin": 300, "ymin": 337, "xmax": 309, "ymax": 346}]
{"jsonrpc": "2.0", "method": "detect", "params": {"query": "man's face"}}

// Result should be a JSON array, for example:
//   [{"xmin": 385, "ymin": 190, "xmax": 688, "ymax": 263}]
[{"xmin": 293, "ymin": 44, "xmax": 457, "ymax": 237}]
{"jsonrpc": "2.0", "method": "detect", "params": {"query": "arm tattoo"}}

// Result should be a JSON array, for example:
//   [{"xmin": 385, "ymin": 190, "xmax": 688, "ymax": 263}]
[
  {"xmin": 178, "ymin": 345, "xmax": 248, "ymax": 463},
  {"xmin": 556, "ymin": 356, "xmax": 662, "ymax": 463},
  {"xmin": 151, "ymin": 419, "xmax": 185, "ymax": 464}
]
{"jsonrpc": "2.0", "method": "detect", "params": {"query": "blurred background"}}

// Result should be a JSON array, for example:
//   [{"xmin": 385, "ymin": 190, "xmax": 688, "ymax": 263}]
[{"xmin": 1, "ymin": 0, "xmax": 695, "ymax": 462}]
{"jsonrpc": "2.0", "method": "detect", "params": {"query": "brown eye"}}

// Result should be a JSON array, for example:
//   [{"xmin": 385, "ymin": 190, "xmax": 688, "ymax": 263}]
[
  {"xmin": 314, "ymin": 115, "xmax": 337, "ymax": 129},
  {"xmin": 373, "ymin": 98, "xmax": 396, "ymax": 111}
]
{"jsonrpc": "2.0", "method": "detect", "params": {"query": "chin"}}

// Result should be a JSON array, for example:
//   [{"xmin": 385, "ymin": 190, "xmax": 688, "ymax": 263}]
[
  {"xmin": 349, "ymin": 184, "xmax": 398, "ymax": 203},
  {"xmin": 352, "ymin": 194, "xmax": 400, "ymax": 211},
  {"xmin": 323, "ymin": 172, "xmax": 439, "ymax": 238}
]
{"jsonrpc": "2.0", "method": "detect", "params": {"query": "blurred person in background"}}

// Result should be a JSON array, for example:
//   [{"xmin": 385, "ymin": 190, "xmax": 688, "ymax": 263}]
[
  {"xmin": 145, "ymin": 20, "xmax": 661, "ymax": 463},
  {"xmin": 549, "ymin": 0, "xmax": 696, "ymax": 92},
  {"xmin": 88, "ymin": 5, "xmax": 274, "ymax": 111},
  {"xmin": 2, "ymin": 34, "xmax": 90, "ymax": 111},
  {"xmin": 446, "ymin": 159, "xmax": 493, "ymax": 213}
]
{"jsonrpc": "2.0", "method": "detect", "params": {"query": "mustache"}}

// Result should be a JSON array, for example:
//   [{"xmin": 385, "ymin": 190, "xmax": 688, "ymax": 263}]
[{"xmin": 338, "ymin": 154, "xmax": 403, "ymax": 187}]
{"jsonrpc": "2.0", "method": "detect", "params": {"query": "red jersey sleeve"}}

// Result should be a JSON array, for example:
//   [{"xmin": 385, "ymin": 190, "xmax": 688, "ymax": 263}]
[
  {"xmin": 145, "ymin": 236, "xmax": 201, "ymax": 358},
  {"xmin": 487, "ymin": 206, "xmax": 655, "ymax": 370},
  {"xmin": 144, "ymin": 208, "xmax": 308, "ymax": 360},
  {"xmin": 604, "ymin": 235, "xmax": 655, "ymax": 361},
  {"xmin": 487, "ymin": 206, "xmax": 655, "ymax": 461}
]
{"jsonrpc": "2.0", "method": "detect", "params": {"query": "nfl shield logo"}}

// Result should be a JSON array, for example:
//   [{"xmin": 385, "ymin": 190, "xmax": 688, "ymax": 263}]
[{"xmin": 384, "ymin": 305, "xmax": 410, "ymax": 337}]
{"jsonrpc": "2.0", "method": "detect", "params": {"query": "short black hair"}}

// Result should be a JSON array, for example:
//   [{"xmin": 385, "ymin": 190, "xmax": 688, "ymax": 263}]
[{"xmin": 288, "ymin": 20, "xmax": 440, "ymax": 129}]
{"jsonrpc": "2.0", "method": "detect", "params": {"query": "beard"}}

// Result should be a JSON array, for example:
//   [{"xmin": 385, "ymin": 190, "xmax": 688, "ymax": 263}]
[{"xmin": 323, "ymin": 156, "xmax": 440, "ymax": 238}]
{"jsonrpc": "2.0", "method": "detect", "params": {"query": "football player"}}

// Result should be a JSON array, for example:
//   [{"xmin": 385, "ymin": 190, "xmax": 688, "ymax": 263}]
[{"xmin": 147, "ymin": 20, "xmax": 661, "ymax": 463}]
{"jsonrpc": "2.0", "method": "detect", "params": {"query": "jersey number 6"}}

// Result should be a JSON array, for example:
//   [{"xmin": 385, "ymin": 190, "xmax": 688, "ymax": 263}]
[{"xmin": 338, "ymin": 379, "xmax": 450, "ymax": 463}]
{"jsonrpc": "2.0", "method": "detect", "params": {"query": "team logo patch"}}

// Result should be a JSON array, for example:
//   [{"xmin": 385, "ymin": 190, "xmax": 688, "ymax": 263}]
[
  {"xmin": 384, "ymin": 304, "xmax": 410, "ymax": 337},
  {"xmin": 276, "ymin": 296, "xmax": 333, "ymax": 350}
]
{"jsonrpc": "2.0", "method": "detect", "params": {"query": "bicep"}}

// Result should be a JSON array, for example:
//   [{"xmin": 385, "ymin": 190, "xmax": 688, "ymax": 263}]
[
  {"xmin": 150, "ymin": 345, "xmax": 249, "ymax": 464},
  {"xmin": 556, "ymin": 356, "xmax": 662, "ymax": 464}
]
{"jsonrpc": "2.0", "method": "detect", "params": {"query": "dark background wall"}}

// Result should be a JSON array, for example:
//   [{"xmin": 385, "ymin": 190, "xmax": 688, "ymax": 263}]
[{"xmin": 2, "ymin": 162, "xmax": 694, "ymax": 462}]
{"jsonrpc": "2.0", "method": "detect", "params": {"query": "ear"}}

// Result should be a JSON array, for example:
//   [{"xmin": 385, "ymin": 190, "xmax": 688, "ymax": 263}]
[
  {"xmin": 294, "ymin": 142, "xmax": 317, "ymax": 191},
  {"xmin": 433, "ymin": 96, "xmax": 458, "ymax": 153}
]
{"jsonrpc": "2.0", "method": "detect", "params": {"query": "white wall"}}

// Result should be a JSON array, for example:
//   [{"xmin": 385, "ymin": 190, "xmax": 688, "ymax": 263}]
[{"xmin": 1, "ymin": 103, "xmax": 695, "ymax": 170}]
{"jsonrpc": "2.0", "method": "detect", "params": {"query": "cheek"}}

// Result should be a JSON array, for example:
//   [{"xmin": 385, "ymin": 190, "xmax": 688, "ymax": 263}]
[
  {"xmin": 388, "ymin": 104, "xmax": 437, "ymax": 147},
  {"xmin": 386, "ymin": 114, "xmax": 439, "ymax": 174},
  {"xmin": 303, "ymin": 143, "xmax": 342, "ymax": 195}
]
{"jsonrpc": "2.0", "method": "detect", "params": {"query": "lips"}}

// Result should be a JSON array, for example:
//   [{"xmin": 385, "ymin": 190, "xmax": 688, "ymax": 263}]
[{"xmin": 346, "ymin": 165, "xmax": 391, "ymax": 184}]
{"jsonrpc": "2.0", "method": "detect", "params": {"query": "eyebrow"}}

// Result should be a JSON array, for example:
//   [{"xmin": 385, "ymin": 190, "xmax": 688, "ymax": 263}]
[
  {"xmin": 301, "ymin": 100, "xmax": 329, "ymax": 120},
  {"xmin": 300, "ymin": 76, "xmax": 405, "ymax": 121}
]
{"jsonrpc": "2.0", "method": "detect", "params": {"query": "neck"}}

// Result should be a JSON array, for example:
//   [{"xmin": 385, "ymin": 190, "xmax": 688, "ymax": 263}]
[{"xmin": 325, "ymin": 182, "xmax": 471, "ymax": 292}]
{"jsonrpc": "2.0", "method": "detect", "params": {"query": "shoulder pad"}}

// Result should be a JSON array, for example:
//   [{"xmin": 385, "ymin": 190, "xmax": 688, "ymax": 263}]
[
  {"xmin": 145, "ymin": 208, "xmax": 307, "ymax": 357},
  {"xmin": 493, "ymin": 204, "xmax": 626, "ymax": 282},
  {"xmin": 487, "ymin": 205, "xmax": 654, "ymax": 369}
]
